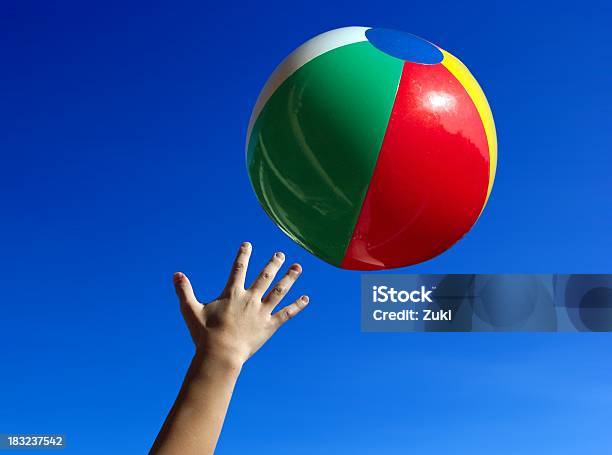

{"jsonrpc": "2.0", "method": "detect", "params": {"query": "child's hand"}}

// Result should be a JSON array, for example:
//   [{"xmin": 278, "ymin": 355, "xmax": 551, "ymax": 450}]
[
  {"xmin": 173, "ymin": 242, "xmax": 309, "ymax": 368},
  {"xmin": 152, "ymin": 242, "xmax": 309, "ymax": 454}
]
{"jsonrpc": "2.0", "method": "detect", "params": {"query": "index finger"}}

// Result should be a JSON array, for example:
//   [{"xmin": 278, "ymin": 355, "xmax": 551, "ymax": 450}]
[{"xmin": 224, "ymin": 242, "xmax": 252, "ymax": 291}]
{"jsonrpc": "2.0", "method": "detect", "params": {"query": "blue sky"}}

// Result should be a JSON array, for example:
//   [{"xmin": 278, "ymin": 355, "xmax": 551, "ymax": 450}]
[{"xmin": 1, "ymin": 0, "xmax": 611, "ymax": 453}]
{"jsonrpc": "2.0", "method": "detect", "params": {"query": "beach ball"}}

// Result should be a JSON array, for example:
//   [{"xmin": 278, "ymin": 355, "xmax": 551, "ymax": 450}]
[{"xmin": 246, "ymin": 27, "xmax": 497, "ymax": 270}]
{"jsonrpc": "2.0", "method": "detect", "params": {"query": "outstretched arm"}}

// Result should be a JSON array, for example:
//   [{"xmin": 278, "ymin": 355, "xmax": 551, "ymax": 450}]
[{"xmin": 151, "ymin": 242, "xmax": 309, "ymax": 455}]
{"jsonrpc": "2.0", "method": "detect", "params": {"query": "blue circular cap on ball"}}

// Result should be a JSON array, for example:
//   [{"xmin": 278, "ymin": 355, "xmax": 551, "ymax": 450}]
[{"xmin": 365, "ymin": 28, "xmax": 443, "ymax": 64}]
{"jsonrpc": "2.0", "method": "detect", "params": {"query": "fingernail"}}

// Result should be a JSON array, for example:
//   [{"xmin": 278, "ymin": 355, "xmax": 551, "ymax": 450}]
[
  {"xmin": 275, "ymin": 252, "xmax": 285, "ymax": 260},
  {"xmin": 173, "ymin": 272, "xmax": 184, "ymax": 283},
  {"xmin": 301, "ymin": 295, "xmax": 309, "ymax": 304},
  {"xmin": 290, "ymin": 264, "xmax": 302, "ymax": 273},
  {"xmin": 241, "ymin": 242, "xmax": 251, "ymax": 249}
]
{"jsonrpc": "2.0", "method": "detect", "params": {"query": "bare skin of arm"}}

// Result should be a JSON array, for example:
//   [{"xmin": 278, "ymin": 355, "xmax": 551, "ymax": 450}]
[{"xmin": 150, "ymin": 242, "xmax": 309, "ymax": 455}]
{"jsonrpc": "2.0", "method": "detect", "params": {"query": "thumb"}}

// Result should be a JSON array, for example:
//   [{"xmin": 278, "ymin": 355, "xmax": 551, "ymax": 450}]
[
  {"xmin": 173, "ymin": 272, "xmax": 202, "ymax": 346},
  {"xmin": 173, "ymin": 272, "xmax": 199, "ymax": 310}
]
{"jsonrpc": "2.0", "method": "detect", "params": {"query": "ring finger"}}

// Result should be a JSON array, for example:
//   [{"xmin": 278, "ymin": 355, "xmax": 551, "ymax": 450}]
[{"xmin": 263, "ymin": 263, "xmax": 302, "ymax": 309}]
